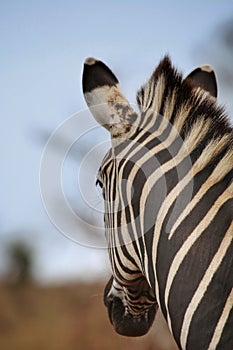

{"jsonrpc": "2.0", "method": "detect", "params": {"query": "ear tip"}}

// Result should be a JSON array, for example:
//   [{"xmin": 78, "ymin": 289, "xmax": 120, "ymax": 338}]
[
  {"xmin": 82, "ymin": 58, "xmax": 119, "ymax": 93},
  {"xmin": 199, "ymin": 64, "xmax": 214, "ymax": 73},
  {"xmin": 84, "ymin": 57, "xmax": 99, "ymax": 66}
]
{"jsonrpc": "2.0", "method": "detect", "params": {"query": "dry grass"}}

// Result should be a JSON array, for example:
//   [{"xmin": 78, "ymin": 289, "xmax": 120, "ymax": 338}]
[{"xmin": 0, "ymin": 282, "xmax": 178, "ymax": 350}]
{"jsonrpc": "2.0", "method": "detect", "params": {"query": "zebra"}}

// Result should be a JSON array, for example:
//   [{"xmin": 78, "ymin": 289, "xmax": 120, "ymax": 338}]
[{"xmin": 82, "ymin": 56, "xmax": 233, "ymax": 349}]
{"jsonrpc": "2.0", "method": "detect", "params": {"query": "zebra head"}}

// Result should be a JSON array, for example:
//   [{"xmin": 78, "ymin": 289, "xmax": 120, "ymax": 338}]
[
  {"xmin": 82, "ymin": 57, "xmax": 221, "ymax": 339},
  {"xmin": 82, "ymin": 57, "xmax": 160, "ymax": 336}
]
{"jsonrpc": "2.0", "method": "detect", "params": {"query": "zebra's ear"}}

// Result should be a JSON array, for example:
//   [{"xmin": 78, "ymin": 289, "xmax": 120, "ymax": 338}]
[
  {"xmin": 185, "ymin": 65, "xmax": 217, "ymax": 98},
  {"xmin": 82, "ymin": 58, "xmax": 137, "ymax": 138}
]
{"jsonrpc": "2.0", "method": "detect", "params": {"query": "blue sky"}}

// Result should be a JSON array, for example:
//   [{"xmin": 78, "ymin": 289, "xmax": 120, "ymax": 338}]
[{"xmin": 1, "ymin": 0, "xmax": 233, "ymax": 283}]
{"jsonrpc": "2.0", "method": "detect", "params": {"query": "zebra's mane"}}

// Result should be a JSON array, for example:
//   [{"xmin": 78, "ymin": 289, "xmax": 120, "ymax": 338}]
[
  {"xmin": 136, "ymin": 56, "xmax": 233, "ymax": 184},
  {"xmin": 136, "ymin": 56, "xmax": 232, "ymax": 139}
]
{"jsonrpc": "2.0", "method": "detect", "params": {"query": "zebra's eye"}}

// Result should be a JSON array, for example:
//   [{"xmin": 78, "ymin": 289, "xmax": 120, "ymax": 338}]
[{"xmin": 96, "ymin": 179, "xmax": 103, "ymax": 189}]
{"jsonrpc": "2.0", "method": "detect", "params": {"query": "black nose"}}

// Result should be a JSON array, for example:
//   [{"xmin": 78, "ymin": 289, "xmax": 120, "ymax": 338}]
[
  {"xmin": 104, "ymin": 276, "xmax": 157, "ymax": 337},
  {"xmin": 82, "ymin": 57, "xmax": 118, "ymax": 93},
  {"xmin": 105, "ymin": 295, "xmax": 157, "ymax": 337}
]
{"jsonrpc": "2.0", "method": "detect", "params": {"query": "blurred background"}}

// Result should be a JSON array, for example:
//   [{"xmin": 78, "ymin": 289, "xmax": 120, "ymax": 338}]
[{"xmin": 0, "ymin": 1, "xmax": 233, "ymax": 349}]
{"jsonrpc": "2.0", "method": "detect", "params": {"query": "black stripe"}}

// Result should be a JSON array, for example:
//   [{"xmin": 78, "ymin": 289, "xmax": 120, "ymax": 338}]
[
  {"xmin": 163, "ymin": 200, "xmax": 232, "ymax": 344},
  {"xmin": 186, "ymin": 239, "xmax": 233, "ymax": 349},
  {"xmin": 217, "ymin": 306, "xmax": 233, "ymax": 349}
]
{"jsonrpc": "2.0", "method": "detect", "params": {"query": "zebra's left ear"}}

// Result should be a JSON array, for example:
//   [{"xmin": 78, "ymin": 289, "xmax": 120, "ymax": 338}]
[
  {"xmin": 184, "ymin": 65, "xmax": 217, "ymax": 98},
  {"xmin": 82, "ymin": 58, "xmax": 137, "ymax": 138}
]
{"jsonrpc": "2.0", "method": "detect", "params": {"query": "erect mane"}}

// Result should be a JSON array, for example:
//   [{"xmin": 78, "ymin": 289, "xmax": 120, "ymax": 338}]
[{"xmin": 136, "ymin": 56, "xmax": 232, "ymax": 141}]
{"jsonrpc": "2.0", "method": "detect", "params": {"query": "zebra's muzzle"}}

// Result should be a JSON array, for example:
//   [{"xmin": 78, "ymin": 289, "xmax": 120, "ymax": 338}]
[{"xmin": 104, "ymin": 276, "xmax": 158, "ymax": 337}]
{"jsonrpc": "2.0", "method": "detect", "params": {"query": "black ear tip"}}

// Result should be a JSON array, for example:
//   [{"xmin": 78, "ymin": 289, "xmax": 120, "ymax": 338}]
[{"xmin": 82, "ymin": 58, "xmax": 118, "ymax": 93}]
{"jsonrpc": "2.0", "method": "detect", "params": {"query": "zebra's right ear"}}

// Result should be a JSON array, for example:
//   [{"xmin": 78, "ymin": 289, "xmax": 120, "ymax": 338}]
[
  {"xmin": 82, "ymin": 58, "xmax": 137, "ymax": 138},
  {"xmin": 184, "ymin": 64, "xmax": 217, "ymax": 98}
]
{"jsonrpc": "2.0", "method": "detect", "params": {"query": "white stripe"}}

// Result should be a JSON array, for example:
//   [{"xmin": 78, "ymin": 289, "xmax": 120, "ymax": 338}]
[
  {"xmin": 208, "ymin": 287, "xmax": 233, "ymax": 349},
  {"xmin": 165, "ymin": 183, "xmax": 233, "ymax": 331},
  {"xmin": 115, "ymin": 115, "xmax": 177, "ymax": 277},
  {"xmin": 116, "ymin": 109, "xmax": 171, "ymax": 162},
  {"xmin": 151, "ymin": 136, "xmax": 231, "ymax": 254},
  {"xmin": 169, "ymin": 149, "xmax": 233, "ymax": 239},
  {"xmin": 147, "ymin": 75, "xmax": 165, "ymax": 114},
  {"xmin": 168, "ymin": 180, "xmax": 213, "ymax": 239},
  {"xmin": 180, "ymin": 222, "xmax": 233, "ymax": 349},
  {"xmin": 152, "ymin": 164, "xmax": 199, "ymax": 304},
  {"xmin": 142, "ymin": 120, "xmax": 209, "ymax": 286}
]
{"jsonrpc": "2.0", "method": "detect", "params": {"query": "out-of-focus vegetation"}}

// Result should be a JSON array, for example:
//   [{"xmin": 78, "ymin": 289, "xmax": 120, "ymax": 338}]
[
  {"xmin": 0, "ymin": 241, "xmax": 177, "ymax": 349},
  {"xmin": 0, "ymin": 282, "xmax": 177, "ymax": 350},
  {"xmin": 7, "ymin": 242, "xmax": 33, "ymax": 285},
  {"xmin": 1, "ymin": 240, "xmax": 177, "ymax": 349}
]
